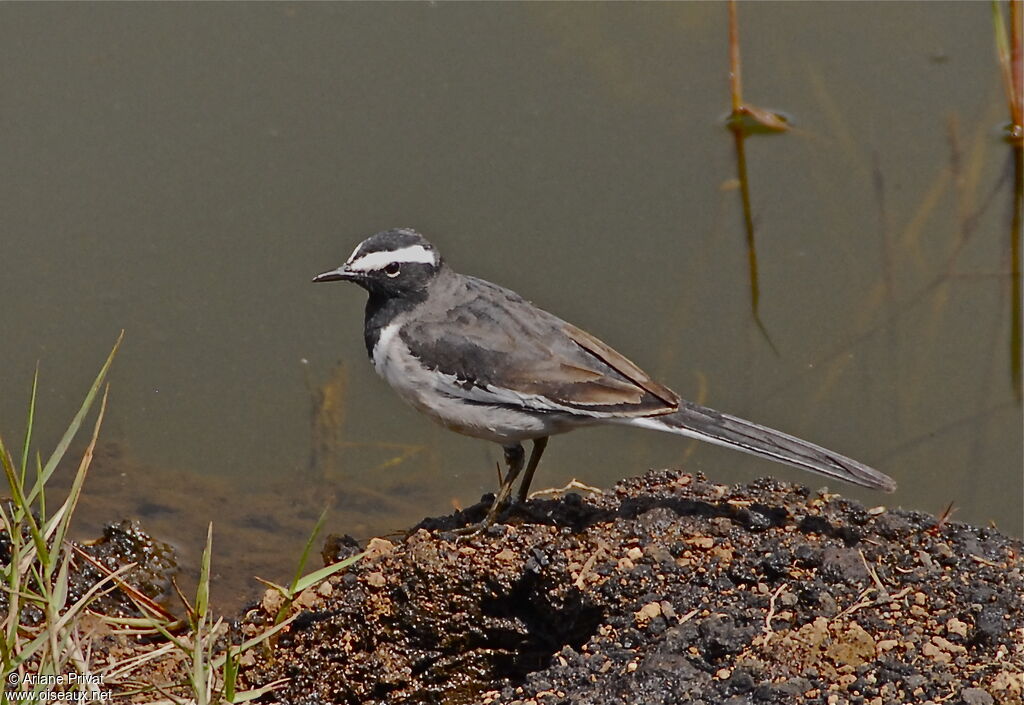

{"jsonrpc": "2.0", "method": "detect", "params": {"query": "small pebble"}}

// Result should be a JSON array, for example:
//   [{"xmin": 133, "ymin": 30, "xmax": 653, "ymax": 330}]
[
  {"xmin": 634, "ymin": 601, "xmax": 661, "ymax": 625},
  {"xmin": 946, "ymin": 617, "xmax": 969, "ymax": 638},
  {"xmin": 364, "ymin": 537, "xmax": 395, "ymax": 560}
]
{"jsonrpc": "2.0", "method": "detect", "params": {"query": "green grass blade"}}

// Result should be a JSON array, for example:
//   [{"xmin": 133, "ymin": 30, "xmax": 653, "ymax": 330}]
[
  {"xmin": 288, "ymin": 507, "xmax": 330, "ymax": 596},
  {"xmin": 45, "ymin": 386, "xmax": 108, "ymax": 579},
  {"xmin": 144, "ymin": 618, "xmax": 193, "ymax": 659},
  {"xmin": 50, "ymin": 549, "xmax": 71, "ymax": 615},
  {"xmin": 0, "ymin": 506, "xmax": 19, "ymax": 664},
  {"xmin": 19, "ymin": 364, "xmax": 39, "ymax": 487},
  {"xmin": 0, "ymin": 435, "xmax": 48, "ymax": 568},
  {"xmin": 196, "ymin": 522, "xmax": 213, "ymax": 621},
  {"xmin": 209, "ymin": 615, "xmax": 297, "ymax": 670},
  {"xmin": 252, "ymin": 576, "xmax": 287, "ymax": 594},
  {"xmin": 25, "ymin": 331, "xmax": 122, "ymax": 507},
  {"xmin": 3, "ymin": 623, "xmax": 51, "ymax": 671},
  {"xmin": 35, "ymin": 452, "xmax": 45, "ymax": 523},
  {"xmin": 291, "ymin": 552, "xmax": 364, "ymax": 594},
  {"xmin": 191, "ymin": 623, "xmax": 210, "ymax": 705},
  {"xmin": 224, "ymin": 680, "xmax": 291, "ymax": 703},
  {"xmin": 223, "ymin": 644, "xmax": 237, "ymax": 701}
]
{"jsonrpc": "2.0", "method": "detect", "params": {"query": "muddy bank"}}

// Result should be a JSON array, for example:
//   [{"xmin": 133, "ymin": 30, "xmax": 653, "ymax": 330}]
[{"xmin": 236, "ymin": 469, "xmax": 1023, "ymax": 705}]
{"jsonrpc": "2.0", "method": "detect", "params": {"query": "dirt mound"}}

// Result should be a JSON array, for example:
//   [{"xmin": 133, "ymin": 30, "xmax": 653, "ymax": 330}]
[{"xmin": 238, "ymin": 469, "xmax": 1024, "ymax": 704}]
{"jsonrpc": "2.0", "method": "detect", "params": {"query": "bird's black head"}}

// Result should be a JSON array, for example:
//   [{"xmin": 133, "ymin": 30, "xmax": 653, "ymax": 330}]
[{"xmin": 313, "ymin": 228, "xmax": 444, "ymax": 299}]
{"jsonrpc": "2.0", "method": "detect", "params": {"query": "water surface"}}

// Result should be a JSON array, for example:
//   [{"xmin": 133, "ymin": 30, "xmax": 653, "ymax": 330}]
[{"xmin": 1, "ymin": 2, "xmax": 1019, "ymax": 606}]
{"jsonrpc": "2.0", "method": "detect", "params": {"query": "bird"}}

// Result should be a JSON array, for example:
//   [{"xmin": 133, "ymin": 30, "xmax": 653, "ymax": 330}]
[{"xmin": 313, "ymin": 228, "xmax": 896, "ymax": 530}]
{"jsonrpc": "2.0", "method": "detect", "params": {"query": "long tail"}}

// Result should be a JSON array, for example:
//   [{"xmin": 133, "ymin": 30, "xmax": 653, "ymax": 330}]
[{"xmin": 621, "ymin": 400, "xmax": 896, "ymax": 492}]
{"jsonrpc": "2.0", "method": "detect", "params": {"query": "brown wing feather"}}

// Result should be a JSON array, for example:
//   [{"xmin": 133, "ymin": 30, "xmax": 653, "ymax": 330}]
[{"xmin": 562, "ymin": 322, "xmax": 680, "ymax": 410}]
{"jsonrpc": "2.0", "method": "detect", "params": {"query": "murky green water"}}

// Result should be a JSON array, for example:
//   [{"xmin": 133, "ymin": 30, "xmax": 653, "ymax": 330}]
[{"xmin": 1, "ymin": 3, "xmax": 1020, "ymax": 604}]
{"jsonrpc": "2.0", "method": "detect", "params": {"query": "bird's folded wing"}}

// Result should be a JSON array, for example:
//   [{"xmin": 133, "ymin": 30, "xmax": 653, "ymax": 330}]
[
  {"xmin": 562, "ymin": 322, "xmax": 679, "ymax": 408},
  {"xmin": 400, "ymin": 277, "xmax": 678, "ymax": 417}
]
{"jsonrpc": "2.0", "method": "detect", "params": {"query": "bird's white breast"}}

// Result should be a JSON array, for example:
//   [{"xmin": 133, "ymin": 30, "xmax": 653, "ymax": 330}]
[
  {"xmin": 371, "ymin": 322, "xmax": 404, "ymax": 380},
  {"xmin": 369, "ymin": 321, "xmax": 573, "ymax": 444}
]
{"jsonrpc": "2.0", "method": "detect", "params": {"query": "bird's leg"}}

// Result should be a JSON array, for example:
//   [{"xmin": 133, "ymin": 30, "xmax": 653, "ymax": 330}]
[
  {"xmin": 478, "ymin": 443, "xmax": 525, "ymax": 528},
  {"xmin": 449, "ymin": 444, "xmax": 526, "ymax": 535},
  {"xmin": 516, "ymin": 437, "xmax": 549, "ymax": 504}
]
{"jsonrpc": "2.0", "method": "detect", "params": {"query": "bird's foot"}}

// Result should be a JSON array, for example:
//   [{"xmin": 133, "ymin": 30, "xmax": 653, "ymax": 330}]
[
  {"xmin": 451, "ymin": 494, "xmax": 511, "ymax": 536},
  {"xmin": 451, "ymin": 521, "xmax": 487, "ymax": 537}
]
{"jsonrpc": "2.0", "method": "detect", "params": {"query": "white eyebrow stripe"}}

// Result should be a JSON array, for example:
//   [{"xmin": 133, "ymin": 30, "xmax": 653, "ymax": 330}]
[{"xmin": 347, "ymin": 244, "xmax": 437, "ymax": 272}]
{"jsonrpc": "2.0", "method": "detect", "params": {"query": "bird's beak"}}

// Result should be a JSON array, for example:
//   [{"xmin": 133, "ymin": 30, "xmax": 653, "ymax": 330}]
[{"xmin": 312, "ymin": 265, "xmax": 358, "ymax": 283}]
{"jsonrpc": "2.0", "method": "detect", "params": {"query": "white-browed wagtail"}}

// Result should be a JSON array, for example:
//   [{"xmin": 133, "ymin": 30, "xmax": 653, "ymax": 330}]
[{"xmin": 314, "ymin": 228, "xmax": 896, "ymax": 529}]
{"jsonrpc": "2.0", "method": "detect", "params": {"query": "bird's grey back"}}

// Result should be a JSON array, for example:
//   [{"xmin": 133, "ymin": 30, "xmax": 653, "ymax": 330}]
[{"xmin": 397, "ymin": 271, "xmax": 673, "ymax": 415}]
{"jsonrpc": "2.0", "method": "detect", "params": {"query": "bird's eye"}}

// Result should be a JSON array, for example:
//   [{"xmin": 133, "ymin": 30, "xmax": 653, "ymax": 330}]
[{"xmin": 383, "ymin": 262, "xmax": 401, "ymax": 277}]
